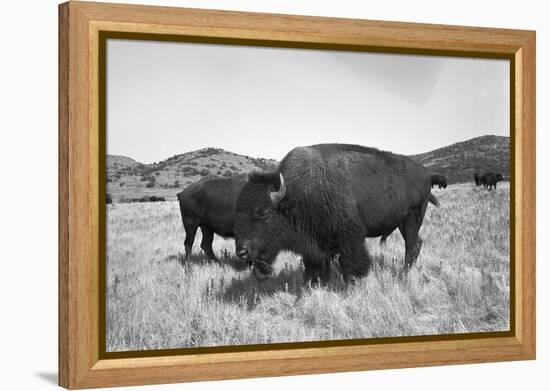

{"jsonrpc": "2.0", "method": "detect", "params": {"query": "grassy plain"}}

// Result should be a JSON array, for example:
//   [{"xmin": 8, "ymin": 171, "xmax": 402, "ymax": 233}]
[{"xmin": 106, "ymin": 183, "xmax": 510, "ymax": 351}]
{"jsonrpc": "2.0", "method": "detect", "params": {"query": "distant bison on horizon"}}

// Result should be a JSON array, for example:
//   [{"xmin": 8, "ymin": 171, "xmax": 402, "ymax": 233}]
[
  {"xmin": 474, "ymin": 173, "xmax": 482, "ymax": 186},
  {"xmin": 429, "ymin": 174, "xmax": 447, "ymax": 189},
  {"xmin": 177, "ymin": 175, "xmax": 246, "ymax": 261},
  {"xmin": 481, "ymin": 172, "xmax": 504, "ymax": 190}
]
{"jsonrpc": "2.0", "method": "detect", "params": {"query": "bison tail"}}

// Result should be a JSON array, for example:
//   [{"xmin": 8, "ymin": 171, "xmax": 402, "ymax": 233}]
[{"xmin": 428, "ymin": 193, "xmax": 440, "ymax": 207}]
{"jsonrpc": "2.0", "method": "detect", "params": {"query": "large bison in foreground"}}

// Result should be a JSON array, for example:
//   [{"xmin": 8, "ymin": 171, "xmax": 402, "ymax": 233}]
[
  {"xmin": 177, "ymin": 175, "xmax": 246, "ymax": 261},
  {"xmin": 235, "ymin": 144, "xmax": 439, "ymax": 284}
]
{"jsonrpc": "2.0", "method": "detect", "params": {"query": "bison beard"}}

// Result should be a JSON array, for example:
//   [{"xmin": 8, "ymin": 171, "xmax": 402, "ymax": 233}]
[{"xmin": 234, "ymin": 144, "xmax": 438, "ymax": 285}]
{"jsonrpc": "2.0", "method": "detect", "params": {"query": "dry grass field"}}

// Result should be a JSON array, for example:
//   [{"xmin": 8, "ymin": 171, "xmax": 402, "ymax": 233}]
[{"xmin": 106, "ymin": 183, "xmax": 510, "ymax": 352}]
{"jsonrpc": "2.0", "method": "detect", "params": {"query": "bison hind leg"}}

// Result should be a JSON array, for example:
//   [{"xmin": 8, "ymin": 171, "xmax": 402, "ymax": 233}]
[
  {"xmin": 412, "ymin": 236, "xmax": 423, "ymax": 263},
  {"xmin": 399, "ymin": 202, "xmax": 428, "ymax": 271}
]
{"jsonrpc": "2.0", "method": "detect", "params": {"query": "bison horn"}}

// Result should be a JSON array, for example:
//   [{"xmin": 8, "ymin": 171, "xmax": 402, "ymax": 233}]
[{"xmin": 269, "ymin": 174, "xmax": 286, "ymax": 205}]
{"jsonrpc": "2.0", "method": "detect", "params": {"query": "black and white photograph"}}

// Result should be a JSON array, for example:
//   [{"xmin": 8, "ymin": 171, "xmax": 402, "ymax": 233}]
[{"xmin": 105, "ymin": 38, "xmax": 510, "ymax": 352}]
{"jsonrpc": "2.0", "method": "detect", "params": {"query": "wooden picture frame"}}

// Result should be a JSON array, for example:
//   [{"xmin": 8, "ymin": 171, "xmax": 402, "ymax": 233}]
[{"xmin": 59, "ymin": 1, "xmax": 536, "ymax": 389}]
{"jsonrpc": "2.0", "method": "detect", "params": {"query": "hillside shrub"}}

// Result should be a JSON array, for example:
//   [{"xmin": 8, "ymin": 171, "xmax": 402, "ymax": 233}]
[{"xmin": 182, "ymin": 166, "xmax": 199, "ymax": 176}]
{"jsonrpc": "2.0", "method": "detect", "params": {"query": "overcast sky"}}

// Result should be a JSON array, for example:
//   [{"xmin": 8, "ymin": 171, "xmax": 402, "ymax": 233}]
[{"xmin": 107, "ymin": 39, "xmax": 509, "ymax": 163}]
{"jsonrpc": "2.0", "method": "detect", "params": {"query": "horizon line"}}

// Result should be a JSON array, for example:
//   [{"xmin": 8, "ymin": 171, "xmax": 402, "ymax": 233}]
[{"xmin": 107, "ymin": 133, "xmax": 509, "ymax": 165}]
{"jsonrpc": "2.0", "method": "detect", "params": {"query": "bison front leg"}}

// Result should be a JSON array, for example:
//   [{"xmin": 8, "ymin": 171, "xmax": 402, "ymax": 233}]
[
  {"xmin": 303, "ymin": 257, "xmax": 331, "ymax": 286},
  {"xmin": 337, "ymin": 238, "xmax": 371, "ymax": 283}
]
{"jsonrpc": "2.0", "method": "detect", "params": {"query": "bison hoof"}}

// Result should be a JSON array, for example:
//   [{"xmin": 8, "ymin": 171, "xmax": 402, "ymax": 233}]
[{"xmin": 304, "ymin": 277, "xmax": 328, "ymax": 288}]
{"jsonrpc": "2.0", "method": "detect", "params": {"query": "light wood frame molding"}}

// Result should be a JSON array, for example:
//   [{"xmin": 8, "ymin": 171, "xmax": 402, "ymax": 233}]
[{"xmin": 58, "ymin": 1, "xmax": 536, "ymax": 389}]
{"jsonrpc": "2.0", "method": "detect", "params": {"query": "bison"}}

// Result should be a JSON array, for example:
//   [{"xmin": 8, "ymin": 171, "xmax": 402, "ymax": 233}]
[
  {"xmin": 481, "ymin": 172, "xmax": 503, "ymax": 190},
  {"xmin": 430, "ymin": 174, "xmax": 447, "ymax": 189},
  {"xmin": 177, "ymin": 175, "xmax": 246, "ymax": 261},
  {"xmin": 474, "ymin": 172, "xmax": 481, "ymax": 186},
  {"xmin": 234, "ymin": 144, "xmax": 439, "ymax": 284}
]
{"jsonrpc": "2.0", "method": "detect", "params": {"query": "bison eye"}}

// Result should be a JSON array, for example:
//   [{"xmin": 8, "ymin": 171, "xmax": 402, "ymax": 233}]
[{"xmin": 252, "ymin": 206, "xmax": 270, "ymax": 220}]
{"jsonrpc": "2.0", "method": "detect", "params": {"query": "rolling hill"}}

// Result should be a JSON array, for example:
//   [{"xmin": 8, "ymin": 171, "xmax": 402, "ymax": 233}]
[
  {"xmin": 107, "ymin": 135, "xmax": 509, "ymax": 202},
  {"xmin": 409, "ymin": 135, "xmax": 509, "ymax": 184},
  {"xmin": 107, "ymin": 148, "xmax": 277, "ymax": 202}
]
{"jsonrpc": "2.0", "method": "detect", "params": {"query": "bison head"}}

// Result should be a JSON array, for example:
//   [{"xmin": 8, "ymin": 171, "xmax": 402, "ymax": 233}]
[
  {"xmin": 496, "ymin": 173, "xmax": 504, "ymax": 181},
  {"xmin": 234, "ymin": 171, "xmax": 293, "ymax": 280}
]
